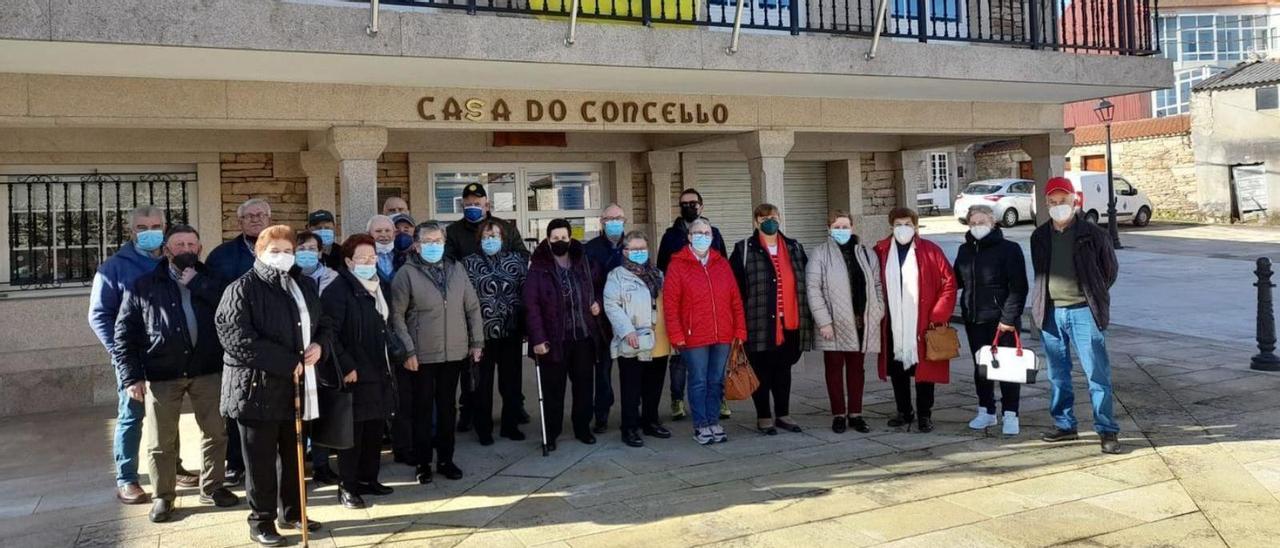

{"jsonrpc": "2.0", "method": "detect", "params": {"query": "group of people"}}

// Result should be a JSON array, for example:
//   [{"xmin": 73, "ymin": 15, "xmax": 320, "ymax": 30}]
[{"xmin": 90, "ymin": 176, "xmax": 1121, "ymax": 546}]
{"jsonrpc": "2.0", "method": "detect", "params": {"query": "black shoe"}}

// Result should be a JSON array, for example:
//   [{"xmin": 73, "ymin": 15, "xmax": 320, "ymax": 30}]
[
  {"xmin": 576, "ymin": 433, "xmax": 597, "ymax": 445},
  {"xmin": 1100, "ymin": 433, "xmax": 1123, "ymax": 454},
  {"xmin": 249, "ymin": 524, "xmax": 285, "ymax": 547},
  {"xmin": 642, "ymin": 423, "xmax": 672, "ymax": 439},
  {"xmin": 338, "ymin": 487, "xmax": 366, "ymax": 509},
  {"xmin": 311, "ymin": 464, "xmax": 339, "ymax": 486},
  {"xmin": 757, "ymin": 426, "xmax": 778, "ymax": 436},
  {"xmin": 622, "ymin": 429, "xmax": 645, "ymax": 448},
  {"xmin": 593, "ymin": 420, "xmax": 608, "ymax": 434},
  {"xmin": 887, "ymin": 413, "xmax": 915, "ymax": 429},
  {"xmin": 416, "ymin": 466, "xmax": 433, "ymax": 484},
  {"xmin": 917, "ymin": 417, "xmax": 935, "ymax": 433},
  {"xmin": 500, "ymin": 428, "xmax": 527, "ymax": 441},
  {"xmin": 776, "ymin": 419, "xmax": 803, "ymax": 433},
  {"xmin": 848, "ymin": 416, "xmax": 871, "ymax": 433},
  {"xmin": 546, "ymin": 441, "xmax": 557, "ymax": 452},
  {"xmin": 175, "ymin": 465, "xmax": 199, "ymax": 488},
  {"xmin": 437, "ymin": 462, "xmax": 464, "ymax": 480},
  {"xmin": 478, "ymin": 432, "xmax": 495, "ymax": 446},
  {"xmin": 1041, "ymin": 428, "xmax": 1080, "ymax": 443},
  {"xmin": 148, "ymin": 499, "xmax": 173, "ymax": 523},
  {"xmin": 276, "ymin": 519, "xmax": 322, "ymax": 532},
  {"xmin": 457, "ymin": 410, "xmax": 473, "ymax": 433},
  {"xmin": 198, "ymin": 487, "xmax": 240, "ymax": 508},
  {"xmin": 357, "ymin": 481, "xmax": 394, "ymax": 496},
  {"xmin": 224, "ymin": 468, "xmax": 245, "ymax": 487},
  {"xmin": 832, "ymin": 416, "xmax": 847, "ymax": 434},
  {"xmin": 519, "ymin": 408, "xmax": 531, "ymax": 425}
]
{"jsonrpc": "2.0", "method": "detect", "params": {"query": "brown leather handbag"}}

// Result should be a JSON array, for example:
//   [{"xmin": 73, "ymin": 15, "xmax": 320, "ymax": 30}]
[
  {"xmin": 924, "ymin": 324, "xmax": 961, "ymax": 361},
  {"xmin": 723, "ymin": 340, "xmax": 760, "ymax": 401}
]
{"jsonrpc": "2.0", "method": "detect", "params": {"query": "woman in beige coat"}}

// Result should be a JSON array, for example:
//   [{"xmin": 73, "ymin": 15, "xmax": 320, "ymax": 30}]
[{"xmin": 805, "ymin": 210, "xmax": 885, "ymax": 433}]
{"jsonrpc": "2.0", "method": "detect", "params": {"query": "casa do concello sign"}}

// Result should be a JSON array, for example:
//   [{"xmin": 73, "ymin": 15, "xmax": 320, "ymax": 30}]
[{"xmin": 417, "ymin": 96, "xmax": 729, "ymax": 125}]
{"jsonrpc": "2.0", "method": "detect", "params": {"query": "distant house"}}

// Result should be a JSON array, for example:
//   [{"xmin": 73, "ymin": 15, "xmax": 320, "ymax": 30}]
[{"xmin": 1191, "ymin": 59, "xmax": 1280, "ymax": 222}]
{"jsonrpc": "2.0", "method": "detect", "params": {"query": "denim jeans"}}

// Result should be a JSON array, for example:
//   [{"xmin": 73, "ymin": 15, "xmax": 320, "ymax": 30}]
[
  {"xmin": 1041, "ymin": 304, "xmax": 1119, "ymax": 434},
  {"xmin": 683, "ymin": 344, "xmax": 730, "ymax": 428},
  {"xmin": 593, "ymin": 354, "xmax": 615, "ymax": 424},
  {"xmin": 669, "ymin": 353, "xmax": 686, "ymax": 401},
  {"xmin": 114, "ymin": 388, "xmax": 145, "ymax": 486}
]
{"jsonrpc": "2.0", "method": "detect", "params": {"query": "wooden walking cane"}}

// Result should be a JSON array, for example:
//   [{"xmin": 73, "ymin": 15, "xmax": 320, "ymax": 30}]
[{"xmin": 293, "ymin": 370, "xmax": 310, "ymax": 547}]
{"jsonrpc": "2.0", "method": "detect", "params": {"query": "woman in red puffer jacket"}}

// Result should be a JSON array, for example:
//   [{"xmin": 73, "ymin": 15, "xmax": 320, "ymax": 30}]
[{"xmin": 663, "ymin": 218, "xmax": 747, "ymax": 445}]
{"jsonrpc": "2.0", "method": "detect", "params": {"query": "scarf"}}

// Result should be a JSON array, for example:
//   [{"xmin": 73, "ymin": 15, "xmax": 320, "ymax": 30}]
[
  {"xmin": 623, "ymin": 260, "xmax": 663, "ymax": 300},
  {"xmin": 422, "ymin": 261, "xmax": 449, "ymax": 297},
  {"xmin": 358, "ymin": 275, "xmax": 389, "ymax": 321},
  {"xmin": 285, "ymin": 276, "xmax": 320, "ymax": 420},
  {"xmin": 885, "ymin": 239, "xmax": 920, "ymax": 366}
]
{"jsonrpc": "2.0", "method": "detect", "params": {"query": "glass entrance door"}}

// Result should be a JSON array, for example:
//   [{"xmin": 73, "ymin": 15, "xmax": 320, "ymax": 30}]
[{"xmin": 429, "ymin": 163, "xmax": 606, "ymax": 247}]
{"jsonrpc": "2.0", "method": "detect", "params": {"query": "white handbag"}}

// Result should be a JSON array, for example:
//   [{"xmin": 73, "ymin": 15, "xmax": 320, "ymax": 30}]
[{"xmin": 976, "ymin": 329, "xmax": 1041, "ymax": 384}]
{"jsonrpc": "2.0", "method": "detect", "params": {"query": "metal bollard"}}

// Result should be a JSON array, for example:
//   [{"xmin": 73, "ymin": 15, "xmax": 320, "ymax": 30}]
[{"xmin": 1251, "ymin": 257, "xmax": 1280, "ymax": 371}]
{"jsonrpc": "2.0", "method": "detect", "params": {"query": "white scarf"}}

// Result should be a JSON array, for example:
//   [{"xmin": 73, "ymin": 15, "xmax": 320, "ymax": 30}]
[
  {"xmin": 885, "ymin": 239, "xmax": 920, "ymax": 366},
  {"xmin": 285, "ymin": 277, "xmax": 320, "ymax": 420},
  {"xmin": 359, "ymin": 275, "xmax": 389, "ymax": 321}
]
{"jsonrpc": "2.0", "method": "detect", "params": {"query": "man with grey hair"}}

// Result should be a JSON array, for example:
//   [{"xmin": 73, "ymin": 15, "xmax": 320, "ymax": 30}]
[
  {"xmin": 368, "ymin": 214, "xmax": 401, "ymax": 285},
  {"xmin": 89, "ymin": 205, "xmax": 199, "ymax": 504},
  {"xmin": 582, "ymin": 203, "xmax": 628, "ymax": 432}
]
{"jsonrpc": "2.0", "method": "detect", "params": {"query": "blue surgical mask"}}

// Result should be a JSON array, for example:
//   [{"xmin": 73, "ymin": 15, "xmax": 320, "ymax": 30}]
[
  {"xmin": 420, "ymin": 242, "xmax": 445, "ymax": 263},
  {"xmin": 136, "ymin": 229, "xmax": 164, "ymax": 252},
  {"xmin": 481, "ymin": 237, "xmax": 503, "ymax": 256},
  {"xmin": 295, "ymin": 250, "xmax": 320, "ymax": 270},
  {"xmin": 627, "ymin": 250, "xmax": 649, "ymax": 265},
  {"xmin": 691, "ymin": 234, "xmax": 713, "ymax": 254},
  {"xmin": 464, "ymin": 206, "xmax": 485, "ymax": 223},
  {"xmin": 313, "ymin": 229, "xmax": 335, "ymax": 247},
  {"xmin": 604, "ymin": 220, "xmax": 625, "ymax": 239},
  {"xmin": 352, "ymin": 264, "xmax": 377, "ymax": 280},
  {"xmin": 830, "ymin": 228, "xmax": 852, "ymax": 245}
]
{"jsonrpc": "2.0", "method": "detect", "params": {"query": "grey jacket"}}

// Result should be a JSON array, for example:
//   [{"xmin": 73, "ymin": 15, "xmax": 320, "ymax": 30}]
[
  {"xmin": 805, "ymin": 238, "xmax": 885, "ymax": 353},
  {"xmin": 389, "ymin": 255, "xmax": 484, "ymax": 364}
]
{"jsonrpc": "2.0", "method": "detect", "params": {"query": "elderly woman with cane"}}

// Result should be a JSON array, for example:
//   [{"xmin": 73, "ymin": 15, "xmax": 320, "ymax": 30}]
[{"xmin": 217, "ymin": 224, "xmax": 329, "ymax": 547}]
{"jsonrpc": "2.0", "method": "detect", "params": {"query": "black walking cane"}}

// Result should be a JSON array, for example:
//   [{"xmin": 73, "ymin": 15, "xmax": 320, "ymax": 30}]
[
  {"xmin": 293, "ymin": 370, "xmax": 310, "ymax": 547},
  {"xmin": 533, "ymin": 354, "xmax": 549, "ymax": 457}
]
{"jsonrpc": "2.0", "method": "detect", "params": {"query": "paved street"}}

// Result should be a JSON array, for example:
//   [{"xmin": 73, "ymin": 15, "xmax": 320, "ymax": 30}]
[{"xmin": 4, "ymin": 319, "xmax": 1280, "ymax": 547}]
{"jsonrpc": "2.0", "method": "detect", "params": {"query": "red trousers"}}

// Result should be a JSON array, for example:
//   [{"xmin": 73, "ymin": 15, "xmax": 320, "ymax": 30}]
[{"xmin": 823, "ymin": 351, "xmax": 866, "ymax": 415}]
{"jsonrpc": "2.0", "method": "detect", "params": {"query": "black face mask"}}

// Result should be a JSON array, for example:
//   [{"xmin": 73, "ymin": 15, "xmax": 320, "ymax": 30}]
[
  {"xmin": 680, "ymin": 203, "xmax": 700, "ymax": 222},
  {"xmin": 550, "ymin": 240, "xmax": 571, "ymax": 257},
  {"xmin": 172, "ymin": 252, "xmax": 199, "ymax": 271}
]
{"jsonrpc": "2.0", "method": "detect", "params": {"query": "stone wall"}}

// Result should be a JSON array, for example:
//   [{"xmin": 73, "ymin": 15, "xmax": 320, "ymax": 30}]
[
  {"xmin": 976, "ymin": 150, "xmax": 1030, "ymax": 180},
  {"xmin": 862, "ymin": 152, "xmax": 902, "ymax": 215},
  {"xmin": 378, "ymin": 152, "xmax": 410, "ymax": 206},
  {"xmin": 631, "ymin": 171, "xmax": 648, "ymax": 226},
  {"xmin": 1068, "ymin": 135, "xmax": 1197, "ymax": 218},
  {"xmin": 220, "ymin": 152, "xmax": 308, "ymax": 240}
]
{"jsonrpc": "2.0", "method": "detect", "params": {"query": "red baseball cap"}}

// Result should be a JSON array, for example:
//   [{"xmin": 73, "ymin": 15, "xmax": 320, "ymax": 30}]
[{"xmin": 1044, "ymin": 177, "xmax": 1074, "ymax": 196}]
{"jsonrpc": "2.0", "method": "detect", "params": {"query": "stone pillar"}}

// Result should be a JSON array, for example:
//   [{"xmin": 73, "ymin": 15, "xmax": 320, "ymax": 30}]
[
  {"xmin": 299, "ymin": 150, "xmax": 338, "ymax": 218},
  {"xmin": 325, "ymin": 126, "xmax": 387, "ymax": 238},
  {"xmin": 826, "ymin": 158, "xmax": 863, "ymax": 216},
  {"xmin": 737, "ymin": 130, "xmax": 794, "ymax": 215},
  {"xmin": 642, "ymin": 151, "xmax": 680, "ymax": 244},
  {"xmin": 1021, "ymin": 132, "xmax": 1073, "ymax": 224}
]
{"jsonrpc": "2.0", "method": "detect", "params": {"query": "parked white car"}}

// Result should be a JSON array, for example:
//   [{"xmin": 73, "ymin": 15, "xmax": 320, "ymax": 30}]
[
  {"xmin": 955, "ymin": 178, "xmax": 1036, "ymax": 227},
  {"xmin": 1064, "ymin": 171, "xmax": 1154, "ymax": 227}
]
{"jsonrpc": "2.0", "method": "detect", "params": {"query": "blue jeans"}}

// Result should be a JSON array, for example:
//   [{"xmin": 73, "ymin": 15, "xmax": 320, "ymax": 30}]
[
  {"xmin": 114, "ymin": 389, "xmax": 145, "ymax": 486},
  {"xmin": 1041, "ymin": 304, "xmax": 1119, "ymax": 434},
  {"xmin": 683, "ymin": 344, "xmax": 730, "ymax": 428},
  {"xmin": 594, "ymin": 355, "xmax": 614, "ymax": 424},
  {"xmin": 669, "ymin": 353, "xmax": 686, "ymax": 401}
]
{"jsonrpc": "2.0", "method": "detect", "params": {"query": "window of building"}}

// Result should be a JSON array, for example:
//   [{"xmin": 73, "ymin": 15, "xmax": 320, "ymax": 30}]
[
  {"xmin": 1258, "ymin": 86, "xmax": 1279, "ymax": 111},
  {"xmin": 2, "ymin": 170, "xmax": 194, "ymax": 291},
  {"xmin": 430, "ymin": 164, "xmax": 606, "ymax": 244},
  {"xmin": 891, "ymin": 0, "xmax": 960, "ymax": 21},
  {"xmin": 1154, "ymin": 66, "xmax": 1222, "ymax": 117},
  {"xmin": 1159, "ymin": 13, "xmax": 1272, "ymax": 62}
]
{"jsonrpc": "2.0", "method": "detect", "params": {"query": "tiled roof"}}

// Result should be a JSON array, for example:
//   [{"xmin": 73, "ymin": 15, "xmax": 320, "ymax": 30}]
[
  {"xmin": 1071, "ymin": 115, "xmax": 1191, "ymax": 146},
  {"xmin": 1194, "ymin": 60, "xmax": 1280, "ymax": 92}
]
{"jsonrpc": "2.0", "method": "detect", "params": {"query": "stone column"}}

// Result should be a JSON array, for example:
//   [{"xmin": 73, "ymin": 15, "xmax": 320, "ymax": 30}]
[
  {"xmin": 642, "ymin": 151, "xmax": 679, "ymax": 244},
  {"xmin": 299, "ymin": 150, "xmax": 338, "ymax": 218},
  {"xmin": 1021, "ymin": 132, "xmax": 1073, "ymax": 224},
  {"xmin": 737, "ymin": 130, "xmax": 794, "ymax": 215},
  {"xmin": 325, "ymin": 126, "xmax": 388, "ymax": 238}
]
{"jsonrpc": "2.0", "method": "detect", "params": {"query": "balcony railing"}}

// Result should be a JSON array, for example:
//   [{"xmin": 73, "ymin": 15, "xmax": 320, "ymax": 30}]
[{"xmin": 358, "ymin": 0, "xmax": 1159, "ymax": 56}]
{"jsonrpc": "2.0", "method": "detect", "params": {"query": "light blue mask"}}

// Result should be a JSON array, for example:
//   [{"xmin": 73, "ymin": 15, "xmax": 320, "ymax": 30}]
[
  {"xmin": 295, "ymin": 250, "xmax": 320, "ymax": 270},
  {"xmin": 313, "ymin": 229, "xmax": 335, "ymax": 247},
  {"xmin": 830, "ymin": 228, "xmax": 852, "ymax": 245},
  {"xmin": 420, "ymin": 242, "xmax": 445, "ymax": 263},
  {"xmin": 604, "ymin": 220, "xmax": 625, "ymax": 239},
  {"xmin": 627, "ymin": 250, "xmax": 649, "ymax": 265},
  {"xmin": 481, "ymin": 237, "xmax": 503, "ymax": 256},
  {"xmin": 352, "ymin": 264, "xmax": 378, "ymax": 280},
  {"xmin": 691, "ymin": 234, "xmax": 713, "ymax": 254},
  {"xmin": 136, "ymin": 230, "xmax": 164, "ymax": 252}
]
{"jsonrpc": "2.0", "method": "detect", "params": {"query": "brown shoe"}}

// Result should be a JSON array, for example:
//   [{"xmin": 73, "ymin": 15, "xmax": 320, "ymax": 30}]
[
  {"xmin": 175, "ymin": 466, "xmax": 200, "ymax": 488},
  {"xmin": 117, "ymin": 483, "xmax": 150, "ymax": 505}
]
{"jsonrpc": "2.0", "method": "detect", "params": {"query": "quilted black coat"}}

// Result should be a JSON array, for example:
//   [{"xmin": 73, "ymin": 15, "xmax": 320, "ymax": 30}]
[
  {"xmin": 320, "ymin": 269, "xmax": 399, "ymax": 422},
  {"xmin": 729, "ymin": 231, "xmax": 814, "ymax": 353},
  {"xmin": 112, "ymin": 259, "xmax": 225, "ymax": 387}
]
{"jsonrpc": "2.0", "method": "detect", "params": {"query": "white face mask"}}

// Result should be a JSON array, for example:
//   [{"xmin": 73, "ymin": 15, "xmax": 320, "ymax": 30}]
[
  {"xmin": 893, "ymin": 225, "xmax": 915, "ymax": 245},
  {"xmin": 1049, "ymin": 204, "xmax": 1075, "ymax": 223},
  {"xmin": 969, "ymin": 224, "xmax": 993, "ymax": 240},
  {"xmin": 375, "ymin": 241, "xmax": 394, "ymax": 254},
  {"xmin": 262, "ymin": 251, "xmax": 295, "ymax": 272}
]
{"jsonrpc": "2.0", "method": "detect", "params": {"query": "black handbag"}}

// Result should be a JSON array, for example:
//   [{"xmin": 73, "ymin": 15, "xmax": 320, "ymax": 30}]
[{"xmin": 311, "ymin": 343, "xmax": 354, "ymax": 450}]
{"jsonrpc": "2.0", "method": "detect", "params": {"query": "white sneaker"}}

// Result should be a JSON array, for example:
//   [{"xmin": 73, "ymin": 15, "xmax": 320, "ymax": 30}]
[
  {"xmin": 968, "ymin": 407, "xmax": 998, "ymax": 430},
  {"xmin": 693, "ymin": 427, "xmax": 715, "ymax": 445},
  {"xmin": 710, "ymin": 424, "xmax": 727, "ymax": 443},
  {"xmin": 1002, "ymin": 412, "xmax": 1020, "ymax": 436}
]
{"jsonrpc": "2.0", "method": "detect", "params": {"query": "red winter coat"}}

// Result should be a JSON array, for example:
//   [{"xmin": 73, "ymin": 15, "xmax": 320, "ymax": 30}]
[
  {"xmin": 663, "ymin": 246, "xmax": 747, "ymax": 349},
  {"xmin": 873, "ymin": 236, "xmax": 958, "ymax": 384}
]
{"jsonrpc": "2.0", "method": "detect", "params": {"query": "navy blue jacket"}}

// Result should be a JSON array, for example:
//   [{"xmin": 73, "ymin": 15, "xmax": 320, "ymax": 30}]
[
  {"xmin": 112, "ymin": 259, "xmax": 225, "ymax": 388},
  {"xmin": 206, "ymin": 235, "xmax": 256, "ymax": 285},
  {"xmin": 656, "ymin": 219, "xmax": 727, "ymax": 273},
  {"xmin": 87, "ymin": 241, "xmax": 162, "ymax": 358}
]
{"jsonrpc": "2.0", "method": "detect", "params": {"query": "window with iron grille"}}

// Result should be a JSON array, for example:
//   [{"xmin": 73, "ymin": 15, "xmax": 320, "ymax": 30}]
[{"xmin": 3, "ymin": 172, "xmax": 194, "ymax": 291}]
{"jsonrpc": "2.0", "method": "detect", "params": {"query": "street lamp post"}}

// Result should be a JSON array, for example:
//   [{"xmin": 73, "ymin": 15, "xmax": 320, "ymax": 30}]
[{"xmin": 1094, "ymin": 99, "xmax": 1123, "ymax": 249}]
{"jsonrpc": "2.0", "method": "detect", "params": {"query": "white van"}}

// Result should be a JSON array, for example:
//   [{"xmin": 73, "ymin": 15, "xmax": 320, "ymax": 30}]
[{"xmin": 1063, "ymin": 171, "xmax": 1154, "ymax": 227}]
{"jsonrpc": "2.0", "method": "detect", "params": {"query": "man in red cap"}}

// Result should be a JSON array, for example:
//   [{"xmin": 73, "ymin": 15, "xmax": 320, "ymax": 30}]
[{"xmin": 1030, "ymin": 176, "xmax": 1121, "ymax": 454}]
